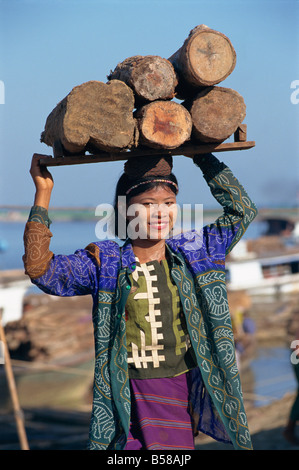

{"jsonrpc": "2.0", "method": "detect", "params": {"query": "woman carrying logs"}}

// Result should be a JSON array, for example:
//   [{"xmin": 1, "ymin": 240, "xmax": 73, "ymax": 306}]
[{"xmin": 23, "ymin": 152, "xmax": 257, "ymax": 450}]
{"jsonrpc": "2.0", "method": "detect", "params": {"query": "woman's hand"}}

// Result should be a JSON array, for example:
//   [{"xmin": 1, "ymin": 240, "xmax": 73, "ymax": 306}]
[{"xmin": 30, "ymin": 153, "xmax": 54, "ymax": 209}]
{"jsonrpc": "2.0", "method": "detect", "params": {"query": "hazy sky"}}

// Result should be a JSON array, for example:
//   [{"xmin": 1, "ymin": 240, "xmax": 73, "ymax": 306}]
[{"xmin": 0, "ymin": 0, "xmax": 298, "ymax": 210}]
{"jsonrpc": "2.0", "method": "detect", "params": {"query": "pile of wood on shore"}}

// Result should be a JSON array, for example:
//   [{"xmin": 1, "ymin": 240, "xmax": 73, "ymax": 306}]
[
  {"xmin": 40, "ymin": 25, "xmax": 248, "ymax": 158},
  {"xmin": 4, "ymin": 296, "xmax": 94, "ymax": 364}
]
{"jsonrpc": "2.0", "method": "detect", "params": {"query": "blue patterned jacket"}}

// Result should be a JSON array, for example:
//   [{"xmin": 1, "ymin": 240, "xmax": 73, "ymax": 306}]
[{"xmin": 23, "ymin": 160, "xmax": 257, "ymax": 450}]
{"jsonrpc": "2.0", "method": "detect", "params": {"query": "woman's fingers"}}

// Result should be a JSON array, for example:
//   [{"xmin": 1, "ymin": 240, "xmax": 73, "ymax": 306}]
[{"xmin": 30, "ymin": 153, "xmax": 54, "ymax": 190}]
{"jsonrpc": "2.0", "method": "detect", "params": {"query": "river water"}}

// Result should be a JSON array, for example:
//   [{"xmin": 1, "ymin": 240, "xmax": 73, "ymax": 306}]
[{"xmin": 241, "ymin": 346, "xmax": 296, "ymax": 407}]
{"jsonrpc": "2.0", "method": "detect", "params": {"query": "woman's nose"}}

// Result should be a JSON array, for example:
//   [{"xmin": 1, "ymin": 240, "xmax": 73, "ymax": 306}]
[{"xmin": 151, "ymin": 206, "xmax": 167, "ymax": 219}]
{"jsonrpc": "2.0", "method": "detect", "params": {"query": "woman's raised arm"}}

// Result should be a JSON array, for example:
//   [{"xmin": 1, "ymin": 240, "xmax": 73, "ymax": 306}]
[
  {"xmin": 23, "ymin": 154, "xmax": 99, "ymax": 298},
  {"xmin": 193, "ymin": 153, "xmax": 258, "ymax": 255}
]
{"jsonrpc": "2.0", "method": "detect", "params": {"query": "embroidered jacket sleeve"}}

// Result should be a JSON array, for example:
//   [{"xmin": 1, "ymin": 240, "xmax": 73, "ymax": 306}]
[
  {"xmin": 193, "ymin": 153, "xmax": 258, "ymax": 256},
  {"xmin": 23, "ymin": 206, "xmax": 99, "ymax": 296}
]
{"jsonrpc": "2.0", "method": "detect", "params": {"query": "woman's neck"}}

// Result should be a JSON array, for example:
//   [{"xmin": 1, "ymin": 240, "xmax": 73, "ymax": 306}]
[{"xmin": 131, "ymin": 239, "xmax": 166, "ymax": 264}]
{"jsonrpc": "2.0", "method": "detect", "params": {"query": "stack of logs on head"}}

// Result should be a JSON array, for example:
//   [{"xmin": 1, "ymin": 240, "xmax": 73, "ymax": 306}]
[{"xmin": 41, "ymin": 25, "xmax": 247, "ymax": 157}]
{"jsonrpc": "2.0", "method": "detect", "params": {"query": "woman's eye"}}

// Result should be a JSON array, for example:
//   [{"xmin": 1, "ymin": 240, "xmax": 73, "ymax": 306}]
[{"xmin": 141, "ymin": 202, "xmax": 175, "ymax": 207}]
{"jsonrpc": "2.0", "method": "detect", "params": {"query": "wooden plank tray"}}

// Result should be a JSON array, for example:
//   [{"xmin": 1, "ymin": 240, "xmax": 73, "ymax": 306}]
[{"xmin": 39, "ymin": 141, "xmax": 255, "ymax": 167}]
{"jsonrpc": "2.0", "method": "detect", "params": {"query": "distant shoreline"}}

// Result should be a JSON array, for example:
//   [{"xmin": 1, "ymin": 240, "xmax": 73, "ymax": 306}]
[
  {"xmin": 0, "ymin": 206, "xmax": 222, "ymax": 224},
  {"xmin": 1, "ymin": 205, "xmax": 298, "ymax": 224}
]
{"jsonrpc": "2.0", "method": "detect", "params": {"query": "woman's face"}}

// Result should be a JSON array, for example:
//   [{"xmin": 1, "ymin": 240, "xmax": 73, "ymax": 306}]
[{"xmin": 126, "ymin": 185, "xmax": 177, "ymax": 241}]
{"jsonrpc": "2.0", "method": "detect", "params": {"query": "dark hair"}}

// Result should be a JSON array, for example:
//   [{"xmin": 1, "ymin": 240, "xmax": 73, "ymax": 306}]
[{"xmin": 113, "ymin": 172, "xmax": 179, "ymax": 240}]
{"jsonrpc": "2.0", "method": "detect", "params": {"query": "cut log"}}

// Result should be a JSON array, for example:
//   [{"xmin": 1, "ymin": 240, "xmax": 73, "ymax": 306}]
[
  {"xmin": 135, "ymin": 100, "xmax": 192, "ymax": 149},
  {"xmin": 169, "ymin": 25, "xmax": 236, "ymax": 97},
  {"xmin": 108, "ymin": 55, "xmax": 178, "ymax": 104},
  {"xmin": 186, "ymin": 86, "xmax": 246, "ymax": 143},
  {"xmin": 40, "ymin": 80, "xmax": 136, "ymax": 154}
]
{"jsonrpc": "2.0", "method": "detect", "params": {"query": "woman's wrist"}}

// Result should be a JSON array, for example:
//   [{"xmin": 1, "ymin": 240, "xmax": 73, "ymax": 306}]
[{"xmin": 193, "ymin": 153, "xmax": 227, "ymax": 181}]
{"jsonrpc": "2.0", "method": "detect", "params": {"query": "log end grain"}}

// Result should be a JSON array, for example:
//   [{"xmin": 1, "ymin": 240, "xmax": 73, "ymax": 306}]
[
  {"xmin": 41, "ymin": 80, "xmax": 136, "ymax": 154},
  {"xmin": 136, "ymin": 100, "xmax": 192, "ymax": 149},
  {"xmin": 188, "ymin": 28, "xmax": 236, "ymax": 85},
  {"xmin": 169, "ymin": 25, "xmax": 236, "ymax": 89},
  {"xmin": 189, "ymin": 86, "xmax": 246, "ymax": 143}
]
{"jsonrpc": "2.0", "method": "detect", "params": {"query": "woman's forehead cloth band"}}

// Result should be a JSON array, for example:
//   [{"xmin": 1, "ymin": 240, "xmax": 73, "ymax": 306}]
[{"xmin": 125, "ymin": 179, "xmax": 179, "ymax": 196}]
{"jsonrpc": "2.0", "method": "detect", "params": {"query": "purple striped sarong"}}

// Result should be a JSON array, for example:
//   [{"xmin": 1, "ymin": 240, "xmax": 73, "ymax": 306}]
[{"xmin": 125, "ymin": 372, "xmax": 194, "ymax": 450}]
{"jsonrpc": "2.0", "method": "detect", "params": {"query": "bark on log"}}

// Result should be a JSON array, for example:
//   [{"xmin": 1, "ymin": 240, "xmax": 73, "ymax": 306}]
[
  {"xmin": 40, "ymin": 80, "xmax": 136, "ymax": 154},
  {"xmin": 186, "ymin": 86, "xmax": 246, "ymax": 143},
  {"xmin": 169, "ymin": 25, "xmax": 236, "ymax": 98},
  {"xmin": 108, "ymin": 55, "xmax": 178, "ymax": 104},
  {"xmin": 135, "ymin": 100, "xmax": 192, "ymax": 149}
]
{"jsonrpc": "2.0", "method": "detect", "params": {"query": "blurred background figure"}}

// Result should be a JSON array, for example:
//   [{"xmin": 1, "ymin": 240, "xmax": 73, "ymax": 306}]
[{"xmin": 228, "ymin": 290, "xmax": 256, "ymax": 372}]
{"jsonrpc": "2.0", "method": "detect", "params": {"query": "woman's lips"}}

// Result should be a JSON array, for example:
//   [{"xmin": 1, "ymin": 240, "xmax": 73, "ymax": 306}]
[{"xmin": 148, "ymin": 221, "xmax": 169, "ymax": 230}]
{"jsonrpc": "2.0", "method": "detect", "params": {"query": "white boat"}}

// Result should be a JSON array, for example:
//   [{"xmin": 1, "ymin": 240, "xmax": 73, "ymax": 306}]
[
  {"xmin": 0, "ymin": 270, "xmax": 31, "ymax": 326},
  {"xmin": 227, "ymin": 249, "xmax": 299, "ymax": 295},
  {"xmin": 226, "ymin": 214, "xmax": 299, "ymax": 296}
]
